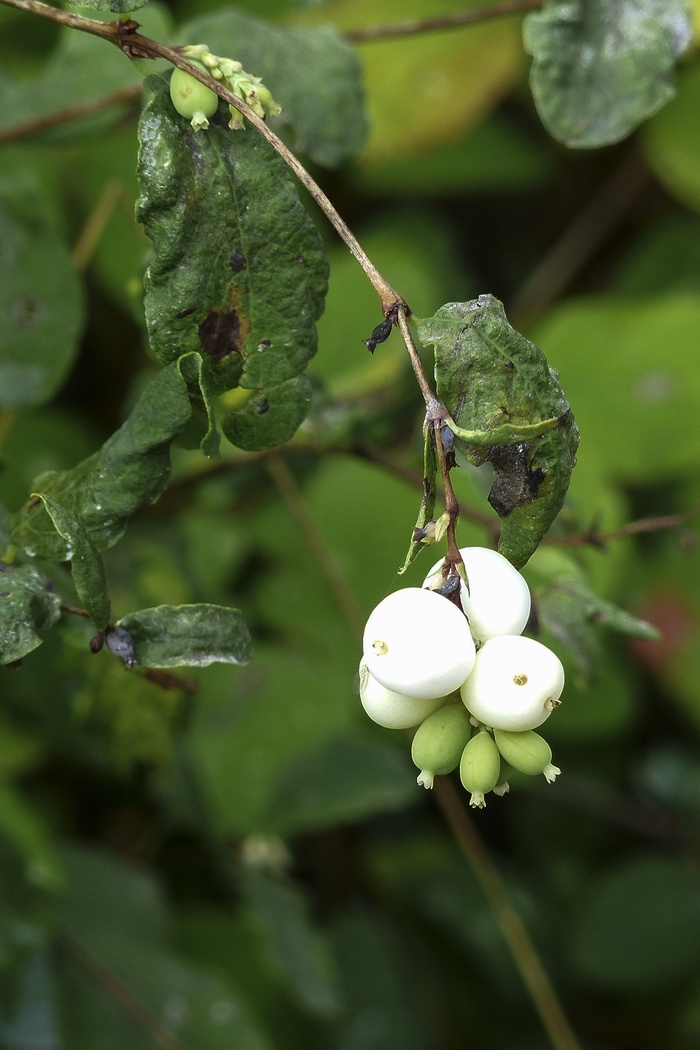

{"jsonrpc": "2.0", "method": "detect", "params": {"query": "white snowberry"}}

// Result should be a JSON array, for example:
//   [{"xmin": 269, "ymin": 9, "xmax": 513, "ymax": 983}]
[
  {"xmin": 460, "ymin": 634, "xmax": 564, "ymax": 732},
  {"xmin": 362, "ymin": 587, "xmax": 475, "ymax": 700},
  {"xmin": 358, "ymin": 660, "xmax": 446, "ymax": 729},
  {"xmin": 423, "ymin": 546, "xmax": 531, "ymax": 644}
]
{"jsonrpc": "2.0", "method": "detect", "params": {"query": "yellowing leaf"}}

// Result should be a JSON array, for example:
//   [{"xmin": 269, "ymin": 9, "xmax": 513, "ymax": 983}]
[{"xmin": 300, "ymin": 0, "xmax": 523, "ymax": 164}]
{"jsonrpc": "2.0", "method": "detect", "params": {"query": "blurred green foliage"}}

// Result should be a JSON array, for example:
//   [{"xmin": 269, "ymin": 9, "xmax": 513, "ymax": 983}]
[{"xmin": 1, "ymin": 1, "xmax": 700, "ymax": 1048}]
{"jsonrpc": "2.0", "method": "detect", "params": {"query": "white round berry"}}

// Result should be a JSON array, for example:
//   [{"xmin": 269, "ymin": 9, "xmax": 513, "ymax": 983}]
[
  {"xmin": 460, "ymin": 635, "xmax": 564, "ymax": 732},
  {"xmin": 358, "ymin": 660, "xmax": 446, "ymax": 729},
  {"xmin": 424, "ymin": 546, "xmax": 531, "ymax": 643},
  {"xmin": 362, "ymin": 587, "xmax": 475, "ymax": 700}
]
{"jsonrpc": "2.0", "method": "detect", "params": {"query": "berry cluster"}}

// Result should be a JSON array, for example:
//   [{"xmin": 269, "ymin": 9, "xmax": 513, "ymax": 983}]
[
  {"xmin": 359, "ymin": 547, "xmax": 564, "ymax": 807},
  {"xmin": 170, "ymin": 44, "xmax": 282, "ymax": 132}
]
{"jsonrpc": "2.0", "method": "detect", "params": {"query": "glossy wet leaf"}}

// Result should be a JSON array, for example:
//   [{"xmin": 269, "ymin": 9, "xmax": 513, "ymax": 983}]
[
  {"xmin": 33, "ymin": 494, "xmax": 110, "ymax": 630},
  {"xmin": 177, "ymin": 9, "xmax": 367, "ymax": 166},
  {"xmin": 419, "ymin": 295, "xmax": 579, "ymax": 568},
  {"xmin": 10, "ymin": 354, "xmax": 210, "ymax": 561},
  {"xmin": 0, "ymin": 564, "xmax": 61, "ymax": 664},
  {"xmin": 118, "ymin": 603, "xmax": 252, "ymax": 668},
  {"xmin": 524, "ymin": 0, "xmax": 692, "ymax": 148},
  {"xmin": 68, "ymin": 0, "xmax": 150, "ymax": 10},
  {"xmin": 0, "ymin": 178, "xmax": 83, "ymax": 410},
  {"xmin": 136, "ymin": 76, "xmax": 327, "ymax": 451}
]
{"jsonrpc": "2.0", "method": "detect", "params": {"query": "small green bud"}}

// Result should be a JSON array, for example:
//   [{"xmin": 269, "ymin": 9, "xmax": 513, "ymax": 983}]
[
  {"xmin": 492, "ymin": 759, "xmax": 514, "ymax": 797},
  {"xmin": 459, "ymin": 729, "xmax": 501, "ymax": 808},
  {"xmin": 411, "ymin": 703, "xmax": 472, "ymax": 789},
  {"xmin": 170, "ymin": 61, "xmax": 219, "ymax": 131},
  {"xmin": 493, "ymin": 728, "xmax": 561, "ymax": 782}
]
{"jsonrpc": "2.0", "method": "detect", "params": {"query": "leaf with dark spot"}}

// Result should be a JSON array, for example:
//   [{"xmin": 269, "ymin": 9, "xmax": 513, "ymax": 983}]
[
  {"xmin": 136, "ymin": 77, "xmax": 328, "ymax": 451},
  {"xmin": 419, "ymin": 295, "xmax": 579, "ymax": 568}
]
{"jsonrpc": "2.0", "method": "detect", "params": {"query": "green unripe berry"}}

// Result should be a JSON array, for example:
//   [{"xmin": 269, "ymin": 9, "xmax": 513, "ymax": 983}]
[
  {"xmin": 411, "ymin": 703, "xmax": 472, "ymax": 789},
  {"xmin": 459, "ymin": 729, "xmax": 501, "ymax": 808},
  {"xmin": 493, "ymin": 728, "xmax": 561, "ymax": 782},
  {"xmin": 170, "ymin": 62, "xmax": 219, "ymax": 130},
  {"xmin": 492, "ymin": 759, "xmax": 514, "ymax": 797}
]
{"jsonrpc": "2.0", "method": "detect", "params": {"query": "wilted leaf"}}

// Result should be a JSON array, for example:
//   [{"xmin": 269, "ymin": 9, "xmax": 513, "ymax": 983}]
[
  {"xmin": 418, "ymin": 295, "xmax": 579, "ymax": 568},
  {"xmin": 524, "ymin": 0, "xmax": 692, "ymax": 148},
  {"xmin": 0, "ymin": 564, "xmax": 61, "ymax": 664},
  {"xmin": 33, "ymin": 494, "xmax": 110, "ymax": 630},
  {"xmin": 10, "ymin": 354, "xmax": 210, "ymax": 561},
  {"xmin": 118, "ymin": 603, "xmax": 252, "ymax": 668}
]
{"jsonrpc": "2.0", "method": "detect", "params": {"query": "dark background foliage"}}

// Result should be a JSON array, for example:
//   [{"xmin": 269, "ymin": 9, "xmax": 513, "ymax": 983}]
[{"xmin": 1, "ymin": 1, "xmax": 700, "ymax": 1047}]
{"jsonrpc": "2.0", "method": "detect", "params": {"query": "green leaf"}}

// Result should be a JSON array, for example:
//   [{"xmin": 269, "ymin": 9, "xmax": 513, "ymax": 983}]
[
  {"xmin": 0, "ymin": 5, "xmax": 172, "ymax": 141},
  {"xmin": 260, "ymin": 734, "xmax": 416, "ymax": 836},
  {"xmin": 240, "ymin": 868, "xmax": 341, "ymax": 1018},
  {"xmin": 643, "ymin": 61, "xmax": 700, "ymax": 214},
  {"xmin": 0, "ymin": 564, "xmax": 61, "ymax": 664},
  {"xmin": 117, "ymin": 603, "xmax": 252, "ymax": 668},
  {"xmin": 569, "ymin": 855, "xmax": 700, "ymax": 990},
  {"xmin": 10, "ymin": 354, "xmax": 209, "ymax": 561},
  {"xmin": 59, "ymin": 844, "xmax": 269, "ymax": 1050},
  {"xmin": 33, "ymin": 494, "xmax": 110, "ymax": 630},
  {"xmin": 532, "ymin": 294, "xmax": 700, "ymax": 484},
  {"xmin": 0, "ymin": 177, "xmax": 84, "ymax": 410},
  {"xmin": 221, "ymin": 374, "xmax": 313, "ymax": 452},
  {"xmin": 524, "ymin": 0, "xmax": 693, "ymax": 148},
  {"xmin": 177, "ymin": 10, "xmax": 367, "ymax": 167},
  {"xmin": 526, "ymin": 546, "xmax": 659, "ymax": 679},
  {"xmin": 303, "ymin": 0, "xmax": 523, "ymax": 166},
  {"xmin": 136, "ymin": 75, "xmax": 328, "ymax": 453},
  {"xmin": 0, "ymin": 948, "xmax": 58, "ymax": 1050},
  {"xmin": 418, "ymin": 295, "xmax": 580, "ymax": 568},
  {"xmin": 0, "ymin": 783, "xmax": 64, "ymax": 893}
]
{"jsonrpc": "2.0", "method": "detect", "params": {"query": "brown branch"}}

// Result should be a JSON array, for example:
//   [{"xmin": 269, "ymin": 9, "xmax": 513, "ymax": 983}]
[
  {"xmin": 265, "ymin": 454, "xmax": 366, "ymax": 639},
  {"xmin": 546, "ymin": 502, "xmax": 700, "ymax": 550},
  {"xmin": 59, "ymin": 934, "xmax": 189, "ymax": 1050},
  {"xmin": 432, "ymin": 778, "xmax": 582, "ymax": 1050},
  {"xmin": 0, "ymin": 0, "xmax": 403, "ymax": 317},
  {"xmin": 510, "ymin": 152, "xmax": 650, "ymax": 324},
  {"xmin": 0, "ymin": 84, "xmax": 141, "ymax": 145},
  {"xmin": 344, "ymin": 0, "xmax": 542, "ymax": 43}
]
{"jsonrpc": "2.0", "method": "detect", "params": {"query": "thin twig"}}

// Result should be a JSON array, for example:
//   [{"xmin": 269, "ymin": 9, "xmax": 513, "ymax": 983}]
[
  {"xmin": 345, "ymin": 0, "xmax": 542, "ymax": 42},
  {"xmin": 0, "ymin": 84, "xmax": 141, "ymax": 145},
  {"xmin": 0, "ymin": 0, "xmax": 404, "ymax": 317},
  {"xmin": 547, "ymin": 503, "xmax": 700, "ymax": 549},
  {"xmin": 59, "ymin": 934, "xmax": 189, "ymax": 1050},
  {"xmin": 265, "ymin": 454, "xmax": 366, "ymax": 639},
  {"xmin": 433, "ymin": 778, "xmax": 582, "ymax": 1050},
  {"xmin": 72, "ymin": 180, "xmax": 124, "ymax": 272},
  {"xmin": 510, "ymin": 152, "xmax": 650, "ymax": 323}
]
